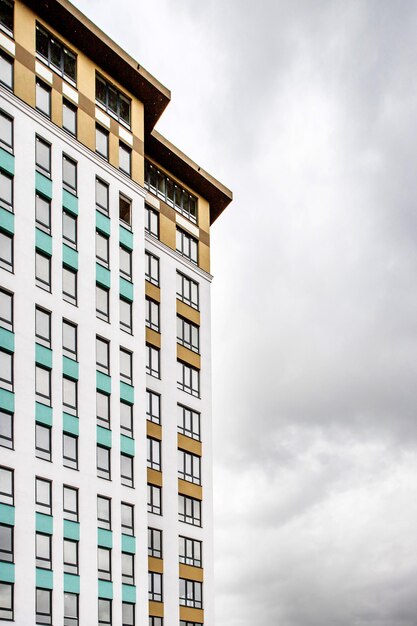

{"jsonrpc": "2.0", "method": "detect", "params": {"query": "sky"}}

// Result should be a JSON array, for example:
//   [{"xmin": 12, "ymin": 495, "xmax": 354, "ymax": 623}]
[{"xmin": 74, "ymin": 1, "xmax": 417, "ymax": 624}]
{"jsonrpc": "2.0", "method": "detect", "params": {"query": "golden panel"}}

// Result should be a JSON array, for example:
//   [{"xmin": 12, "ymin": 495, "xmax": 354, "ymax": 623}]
[
  {"xmin": 178, "ymin": 479, "xmax": 202, "ymax": 500},
  {"xmin": 148, "ymin": 557, "xmax": 164, "ymax": 573},
  {"xmin": 198, "ymin": 196, "xmax": 210, "ymax": 234},
  {"xmin": 147, "ymin": 421, "xmax": 162, "ymax": 441},
  {"xmin": 179, "ymin": 563, "xmax": 204, "ymax": 582},
  {"xmin": 149, "ymin": 602, "xmax": 164, "ymax": 618},
  {"xmin": 146, "ymin": 327, "xmax": 161, "ymax": 349},
  {"xmin": 148, "ymin": 468, "xmax": 163, "ymax": 487},
  {"xmin": 179, "ymin": 607, "xmax": 204, "ymax": 623},
  {"xmin": 14, "ymin": 61, "xmax": 35, "ymax": 107},
  {"xmin": 132, "ymin": 151, "xmax": 144, "ymax": 186},
  {"xmin": 159, "ymin": 212, "xmax": 176, "ymax": 250},
  {"xmin": 198, "ymin": 242, "xmax": 210, "ymax": 274},
  {"xmin": 15, "ymin": 2, "xmax": 35, "ymax": 53},
  {"xmin": 51, "ymin": 86, "xmax": 62, "ymax": 127},
  {"xmin": 178, "ymin": 434, "xmax": 202, "ymax": 457},
  {"xmin": 176, "ymin": 300, "xmax": 200, "ymax": 326},
  {"xmin": 145, "ymin": 282, "xmax": 161, "ymax": 303},
  {"xmin": 177, "ymin": 345, "xmax": 201, "ymax": 370},
  {"xmin": 109, "ymin": 130, "xmax": 118, "ymax": 171},
  {"xmin": 77, "ymin": 108, "xmax": 95, "ymax": 151}
]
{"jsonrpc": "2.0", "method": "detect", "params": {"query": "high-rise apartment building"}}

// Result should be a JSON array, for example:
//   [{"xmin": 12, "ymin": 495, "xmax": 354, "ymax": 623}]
[{"xmin": 0, "ymin": 1, "xmax": 232, "ymax": 624}]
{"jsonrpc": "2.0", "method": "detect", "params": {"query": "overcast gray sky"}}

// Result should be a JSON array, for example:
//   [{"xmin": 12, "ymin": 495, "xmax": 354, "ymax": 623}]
[{"xmin": 75, "ymin": 1, "xmax": 417, "ymax": 624}]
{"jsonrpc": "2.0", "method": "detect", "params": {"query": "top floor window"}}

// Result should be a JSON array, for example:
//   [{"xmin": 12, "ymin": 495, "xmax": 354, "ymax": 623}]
[
  {"xmin": 36, "ymin": 23, "xmax": 76, "ymax": 85},
  {"xmin": 63, "ymin": 155, "xmax": 77, "ymax": 194},
  {"xmin": 0, "ymin": 0, "xmax": 13, "ymax": 35},
  {"xmin": 96, "ymin": 74, "xmax": 131, "ymax": 128},
  {"xmin": 0, "ymin": 110, "xmax": 12, "ymax": 152},
  {"xmin": 145, "ymin": 161, "xmax": 198, "ymax": 224}
]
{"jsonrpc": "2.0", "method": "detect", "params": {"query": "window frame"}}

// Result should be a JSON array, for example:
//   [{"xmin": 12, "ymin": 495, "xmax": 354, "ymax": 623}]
[
  {"xmin": 35, "ymin": 364, "xmax": 51, "ymax": 405},
  {"xmin": 177, "ymin": 361, "xmax": 200, "ymax": 398},
  {"xmin": 36, "ymin": 78, "xmax": 51, "ymax": 118},
  {"xmin": 145, "ymin": 204, "xmax": 159, "ymax": 238},
  {"xmin": 0, "ymin": 0, "xmax": 13, "ymax": 36},
  {"xmin": 177, "ymin": 404, "xmax": 201, "ymax": 441},
  {"xmin": 35, "ymin": 476, "xmax": 51, "ymax": 515},
  {"xmin": 119, "ymin": 141, "xmax": 131, "ymax": 176},
  {"xmin": 120, "ymin": 297, "xmax": 133, "ymax": 334},
  {"xmin": 176, "ymin": 227, "xmax": 198, "ymax": 264},
  {"xmin": 35, "ymin": 306, "xmax": 51, "ymax": 348},
  {"xmin": 0, "ymin": 409, "xmax": 13, "ymax": 450},
  {"xmin": 177, "ymin": 316, "xmax": 199, "ymax": 353},
  {"xmin": 62, "ymin": 319, "xmax": 77, "ymax": 360},
  {"xmin": 148, "ymin": 571, "xmax": 163, "ymax": 602},
  {"xmin": 36, "ymin": 587, "xmax": 52, "ymax": 625},
  {"xmin": 63, "ymin": 485, "xmax": 78, "ymax": 522},
  {"xmin": 96, "ymin": 284, "xmax": 109, "ymax": 322},
  {"xmin": 147, "ymin": 437, "xmax": 161, "ymax": 472},
  {"xmin": 96, "ymin": 177, "xmax": 109, "ymax": 214},
  {"xmin": 146, "ymin": 389, "xmax": 161, "ymax": 425},
  {"xmin": 97, "ymin": 496, "xmax": 111, "ymax": 530},
  {"xmin": 121, "ymin": 453, "xmax": 134, "ymax": 488},
  {"xmin": 0, "ymin": 50, "xmax": 13, "ymax": 91},
  {"xmin": 62, "ymin": 154, "xmax": 77, "ymax": 195},
  {"xmin": 179, "ymin": 536, "xmax": 202, "ymax": 568},
  {"xmin": 0, "ymin": 466, "xmax": 13, "ymax": 506},
  {"xmin": 0, "ymin": 231, "xmax": 13, "ymax": 272},
  {"xmin": 96, "ymin": 73, "xmax": 131, "ymax": 128},
  {"xmin": 36, "ymin": 193, "xmax": 51, "ymax": 234},
  {"xmin": 62, "ymin": 265, "xmax": 77, "ymax": 305},
  {"xmin": 122, "ymin": 551, "xmax": 135, "ymax": 585},
  {"xmin": 35, "ymin": 422, "xmax": 52, "ymax": 461},
  {"xmin": 96, "ymin": 390, "xmax": 110, "ymax": 428},
  {"xmin": 178, "ymin": 449, "xmax": 201, "ymax": 485},
  {"xmin": 96, "ymin": 335, "xmax": 110, "ymax": 375},
  {"xmin": 63, "ymin": 537, "xmax": 79, "ymax": 575},
  {"xmin": 146, "ymin": 344, "xmax": 160, "ymax": 379},
  {"xmin": 119, "ymin": 193, "xmax": 132, "ymax": 227},
  {"xmin": 148, "ymin": 527, "xmax": 162, "ymax": 559},
  {"xmin": 179, "ymin": 494, "xmax": 201, "ymax": 527},
  {"xmin": 62, "ymin": 376, "xmax": 78, "ymax": 416},
  {"xmin": 121, "ymin": 502, "xmax": 134, "ymax": 536},
  {"xmin": 35, "ymin": 251, "xmax": 51, "ymax": 292},
  {"xmin": 35, "ymin": 532, "xmax": 52, "ymax": 570},
  {"xmin": 147, "ymin": 484, "xmax": 161, "ymax": 515},
  {"xmin": 35, "ymin": 23, "xmax": 77, "ymax": 85},
  {"xmin": 145, "ymin": 251, "xmax": 159, "ymax": 286},
  {"xmin": 98, "ymin": 545, "xmax": 112, "ymax": 581},
  {"xmin": 0, "ymin": 108, "xmax": 12, "ymax": 153},
  {"xmin": 145, "ymin": 160, "xmax": 198, "ymax": 224},
  {"xmin": 63, "ymin": 432, "xmax": 78, "ymax": 470},
  {"xmin": 145, "ymin": 297, "xmax": 159, "ymax": 332},
  {"xmin": 97, "ymin": 445, "xmax": 111, "ymax": 481},
  {"xmin": 96, "ymin": 123, "xmax": 109, "ymax": 160},
  {"xmin": 62, "ymin": 98, "xmax": 77, "ymax": 136},
  {"xmin": 0, "ymin": 288, "xmax": 12, "ymax": 331},
  {"xmin": 179, "ymin": 578, "xmax": 203, "ymax": 609},
  {"xmin": 0, "ymin": 522, "xmax": 13, "ymax": 563}
]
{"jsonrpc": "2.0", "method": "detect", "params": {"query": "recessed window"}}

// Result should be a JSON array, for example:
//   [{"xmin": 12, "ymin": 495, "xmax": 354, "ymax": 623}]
[
  {"xmin": 0, "ymin": 51, "xmax": 13, "ymax": 90},
  {"xmin": 63, "ymin": 433, "xmax": 78, "ymax": 470},
  {"xmin": 145, "ymin": 251, "xmax": 159, "ymax": 286},
  {"xmin": 35, "ymin": 306, "xmax": 51, "ymax": 348},
  {"xmin": 120, "ymin": 298, "xmax": 132, "ymax": 334},
  {"xmin": 179, "ymin": 536, "xmax": 202, "ymax": 568},
  {"xmin": 0, "ymin": 170, "xmax": 12, "ymax": 211},
  {"xmin": 122, "ymin": 552, "xmax": 134, "ymax": 585},
  {"xmin": 119, "ymin": 142, "xmax": 131, "ymax": 176},
  {"xmin": 36, "ymin": 79, "xmax": 51, "ymax": 118},
  {"xmin": 63, "ymin": 485, "xmax": 78, "ymax": 522},
  {"xmin": 36, "ymin": 532, "xmax": 52, "ymax": 570},
  {"xmin": 146, "ymin": 344, "xmax": 160, "ymax": 379},
  {"xmin": 97, "ymin": 496, "xmax": 111, "ymax": 530},
  {"xmin": 63, "ymin": 538, "xmax": 78, "ymax": 574},
  {"xmin": 177, "ymin": 361, "xmax": 200, "ymax": 397},
  {"xmin": 150, "ymin": 618, "xmax": 163, "ymax": 626},
  {"xmin": 96, "ymin": 124, "xmax": 109, "ymax": 160},
  {"xmin": 179, "ymin": 579, "xmax": 202, "ymax": 609},
  {"xmin": 121, "ymin": 502, "xmax": 134, "ymax": 536},
  {"xmin": 96, "ymin": 336, "xmax": 110, "ymax": 375},
  {"xmin": 63, "ymin": 377, "xmax": 77, "ymax": 415},
  {"xmin": 122, "ymin": 602, "xmax": 135, "ymax": 626},
  {"xmin": 178, "ymin": 449, "xmax": 201, "ymax": 485},
  {"xmin": 120, "ymin": 348, "xmax": 133, "ymax": 385},
  {"xmin": 96, "ymin": 178, "xmax": 109, "ymax": 214},
  {"xmin": 147, "ymin": 484, "xmax": 161, "ymax": 515},
  {"xmin": 36, "ymin": 194, "xmax": 51, "ymax": 233},
  {"xmin": 148, "ymin": 527, "xmax": 162, "ymax": 559},
  {"xmin": 35, "ymin": 365, "xmax": 51, "ymax": 405},
  {"xmin": 96, "ymin": 231, "xmax": 109, "ymax": 266},
  {"xmin": 63, "ymin": 266, "xmax": 77, "ymax": 305},
  {"xmin": 0, "ymin": 466, "xmax": 13, "ymax": 506},
  {"xmin": 121, "ymin": 453, "xmax": 134, "ymax": 487},
  {"xmin": 98, "ymin": 546, "xmax": 112, "ymax": 580},
  {"xmin": 98, "ymin": 598, "xmax": 112, "ymax": 626},
  {"xmin": 35, "ymin": 423, "xmax": 51, "ymax": 461},
  {"xmin": 35, "ymin": 477, "xmax": 51, "ymax": 515},
  {"xmin": 35, "ymin": 251, "xmax": 51, "ymax": 291},
  {"xmin": 35, "ymin": 136, "xmax": 51, "ymax": 176},
  {"xmin": 63, "ymin": 155, "xmax": 77, "ymax": 194},
  {"xmin": 119, "ymin": 246, "xmax": 132, "ymax": 279},
  {"xmin": 147, "ymin": 438, "xmax": 161, "ymax": 472},
  {"xmin": 145, "ymin": 204, "xmax": 159, "ymax": 238},
  {"xmin": 176, "ymin": 228, "xmax": 198, "ymax": 264},
  {"xmin": 64, "ymin": 592, "xmax": 79, "ymax": 626},
  {"xmin": 145, "ymin": 160, "xmax": 198, "ymax": 223},
  {"xmin": 0, "ymin": 288, "xmax": 12, "ymax": 331},
  {"xmin": 0, "ymin": 231, "xmax": 13, "ymax": 272},
  {"xmin": 36, "ymin": 23, "xmax": 77, "ymax": 84},
  {"xmin": 145, "ymin": 298, "xmax": 159, "ymax": 332},
  {"xmin": 36, "ymin": 588, "xmax": 52, "ymax": 625},
  {"xmin": 96, "ymin": 391, "xmax": 110, "ymax": 428},
  {"xmin": 179, "ymin": 494, "xmax": 201, "ymax": 527},
  {"xmin": 120, "ymin": 401, "xmax": 133, "ymax": 437},
  {"xmin": 63, "ymin": 211, "xmax": 77, "ymax": 248},
  {"xmin": 96, "ymin": 73, "xmax": 131, "ymax": 127},
  {"xmin": 97, "ymin": 445, "xmax": 111, "ymax": 480},
  {"xmin": 119, "ymin": 194, "xmax": 131, "ymax": 226},
  {"xmin": 0, "ymin": 110, "xmax": 13, "ymax": 152},
  {"xmin": 96, "ymin": 285, "xmax": 109, "ymax": 322},
  {"xmin": 177, "ymin": 404, "xmax": 200, "ymax": 441},
  {"xmin": 148, "ymin": 571, "xmax": 162, "ymax": 602},
  {"xmin": 0, "ymin": 410, "xmax": 13, "ymax": 449},
  {"xmin": 0, "ymin": 523, "xmax": 13, "ymax": 562},
  {"xmin": 0, "ymin": 581, "xmax": 13, "ymax": 620},
  {"xmin": 0, "ymin": 1, "xmax": 13, "ymax": 35},
  {"xmin": 62, "ymin": 319, "xmax": 77, "ymax": 360},
  {"xmin": 63, "ymin": 99, "xmax": 77, "ymax": 136},
  {"xmin": 177, "ymin": 316, "xmax": 199, "ymax": 353},
  {"xmin": 0, "ymin": 349, "xmax": 12, "ymax": 391},
  {"xmin": 146, "ymin": 390, "xmax": 160, "ymax": 425}
]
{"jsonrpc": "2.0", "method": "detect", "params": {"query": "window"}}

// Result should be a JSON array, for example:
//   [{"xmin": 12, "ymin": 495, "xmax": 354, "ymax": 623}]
[
  {"xmin": 63, "ymin": 99, "xmax": 77, "ymax": 136},
  {"xmin": 96, "ymin": 124, "xmax": 109, "ymax": 160},
  {"xmin": 36, "ymin": 194, "xmax": 51, "ymax": 233},
  {"xmin": 179, "ymin": 579, "xmax": 202, "ymax": 609},
  {"xmin": 0, "ymin": 288, "xmax": 12, "ymax": 331},
  {"xmin": 97, "ymin": 391, "xmax": 110, "ymax": 428},
  {"xmin": 35, "ymin": 365, "xmax": 51, "ymax": 404},
  {"xmin": 0, "ymin": 466, "xmax": 13, "ymax": 506},
  {"xmin": 150, "ymin": 619, "xmax": 163, "ymax": 626},
  {"xmin": 96, "ymin": 231, "xmax": 109, "ymax": 266},
  {"xmin": 63, "ymin": 377, "xmax": 77, "ymax": 415},
  {"xmin": 120, "ymin": 401, "xmax": 133, "ymax": 437},
  {"xmin": 63, "ymin": 539, "xmax": 78, "ymax": 574},
  {"xmin": 63, "ymin": 211, "xmax": 77, "ymax": 248},
  {"xmin": 97, "ymin": 496, "xmax": 111, "ymax": 530},
  {"xmin": 63, "ymin": 155, "xmax": 77, "ymax": 194},
  {"xmin": 0, "ymin": 523, "xmax": 13, "ymax": 562},
  {"xmin": 147, "ymin": 484, "xmax": 161, "ymax": 515},
  {"xmin": 121, "ymin": 453, "xmax": 133, "ymax": 487},
  {"xmin": 62, "ymin": 320, "xmax": 77, "ymax": 359},
  {"xmin": 36, "ymin": 532, "xmax": 52, "ymax": 569},
  {"xmin": 119, "ymin": 194, "xmax": 131, "ymax": 226},
  {"xmin": 96, "ymin": 74, "xmax": 131, "ymax": 127},
  {"xmin": 177, "ymin": 405, "xmax": 200, "ymax": 441},
  {"xmin": 64, "ymin": 592, "xmax": 79, "ymax": 626},
  {"xmin": 120, "ymin": 348, "xmax": 132, "ymax": 384},
  {"xmin": 36, "ymin": 79, "xmax": 51, "ymax": 118},
  {"xmin": 0, "ymin": 582, "xmax": 13, "ymax": 620},
  {"xmin": 63, "ymin": 266, "xmax": 77, "ymax": 304},
  {"xmin": 63, "ymin": 485, "xmax": 78, "ymax": 521},
  {"xmin": 0, "ymin": 170, "xmax": 12, "ymax": 211},
  {"xmin": 0, "ymin": 110, "xmax": 12, "ymax": 152},
  {"xmin": 177, "ymin": 317, "xmax": 199, "ymax": 353},
  {"xmin": 147, "ymin": 438, "xmax": 161, "ymax": 472},
  {"xmin": 145, "ymin": 204, "xmax": 159, "ymax": 237},
  {"xmin": 119, "ymin": 142, "xmax": 131, "ymax": 175},
  {"xmin": 97, "ymin": 445, "xmax": 111, "ymax": 480},
  {"xmin": 0, "ymin": 410, "xmax": 13, "ymax": 449},
  {"xmin": 121, "ymin": 502, "xmax": 134, "ymax": 536},
  {"xmin": 146, "ymin": 390, "xmax": 161, "ymax": 425},
  {"xmin": 0, "ymin": 349, "xmax": 12, "ymax": 391},
  {"xmin": 96, "ymin": 336, "xmax": 110, "ymax": 374},
  {"xmin": 35, "ymin": 423, "xmax": 51, "ymax": 461},
  {"xmin": 0, "ymin": 1, "xmax": 13, "ymax": 35},
  {"xmin": 98, "ymin": 546, "xmax": 111, "ymax": 580},
  {"xmin": 36, "ymin": 136, "xmax": 51, "ymax": 176},
  {"xmin": 122, "ymin": 602, "xmax": 135, "ymax": 626},
  {"xmin": 179, "ymin": 494, "xmax": 201, "ymax": 527},
  {"xmin": 145, "ymin": 298, "xmax": 159, "ymax": 332},
  {"xmin": 120, "ymin": 298, "xmax": 132, "ymax": 334},
  {"xmin": 0, "ymin": 231, "xmax": 12, "ymax": 272},
  {"xmin": 36, "ymin": 307, "xmax": 51, "ymax": 347},
  {"xmin": 36, "ymin": 588, "xmax": 52, "ymax": 625},
  {"xmin": 35, "ymin": 477, "xmax": 51, "ymax": 515},
  {"xmin": 96, "ymin": 178, "xmax": 109, "ymax": 214},
  {"xmin": 145, "ymin": 251, "xmax": 159, "ymax": 286},
  {"xmin": 146, "ymin": 345, "xmax": 160, "ymax": 379},
  {"xmin": 63, "ymin": 433, "xmax": 78, "ymax": 470},
  {"xmin": 98, "ymin": 598, "xmax": 112, "ymax": 626},
  {"xmin": 177, "ymin": 361, "xmax": 200, "ymax": 397},
  {"xmin": 0, "ymin": 51, "xmax": 13, "ymax": 89},
  {"xmin": 148, "ymin": 572, "xmax": 162, "ymax": 602},
  {"xmin": 176, "ymin": 228, "xmax": 198, "ymax": 264},
  {"xmin": 179, "ymin": 536, "xmax": 202, "ymax": 567},
  {"xmin": 119, "ymin": 246, "xmax": 132, "ymax": 279},
  {"xmin": 36, "ymin": 24, "xmax": 76, "ymax": 84},
  {"xmin": 35, "ymin": 251, "xmax": 51, "ymax": 291},
  {"xmin": 96, "ymin": 285, "xmax": 109, "ymax": 322},
  {"xmin": 145, "ymin": 161, "xmax": 198, "ymax": 223},
  {"xmin": 178, "ymin": 450, "xmax": 201, "ymax": 485},
  {"xmin": 122, "ymin": 552, "xmax": 134, "ymax": 584},
  {"xmin": 148, "ymin": 527, "xmax": 162, "ymax": 559}
]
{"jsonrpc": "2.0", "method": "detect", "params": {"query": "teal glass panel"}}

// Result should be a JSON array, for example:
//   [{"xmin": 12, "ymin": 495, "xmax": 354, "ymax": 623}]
[
  {"xmin": 63, "ymin": 244, "xmax": 78, "ymax": 270},
  {"xmin": 63, "ymin": 520, "xmax": 80, "ymax": 541},
  {"xmin": 0, "ymin": 563, "xmax": 14, "ymax": 583},
  {"xmin": 35, "ymin": 172, "xmax": 52, "ymax": 199},
  {"xmin": 119, "ymin": 225, "xmax": 133, "ymax": 250},
  {"xmin": 97, "ymin": 426, "xmax": 112, "ymax": 448},
  {"xmin": 96, "ymin": 371, "xmax": 111, "ymax": 394},
  {"xmin": 121, "ymin": 534, "xmax": 136, "ymax": 554},
  {"xmin": 63, "ymin": 413, "xmax": 79, "ymax": 436},
  {"xmin": 0, "ymin": 328, "xmax": 14, "ymax": 353},
  {"xmin": 63, "ymin": 356, "xmax": 79, "ymax": 380},
  {"xmin": 0, "ymin": 148, "xmax": 14, "ymax": 175},
  {"xmin": 120, "ymin": 435, "xmax": 135, "ymax": 456},
  {"xmin": 0, "ymin": 389, "xmax": 14, "ymax": 412},
  {"xmin": 35, "ymin": 402, "xmax": 52, "ymax": 426},
  {"xmin": 35, "ymin": 343, "xmax": 52, "ymax": 369},
  {"xmin": 96, "ymin": 263, "xmax": 111, "ymax": 288},
  {"xmin": 0, "ymin": 504, "xmax": 15, "ymax": 526},
  {"xmin": 97, "ymin": 528, "xmax": 113, "ymax": 548},
  {"xmin": 119, "ymin": 277, "xmax": 133, "ymax": 302},
  {"xmin": 64, "ymin": 573, "xmax": 80, "ymax": 593},
  {"xmin": 36, "ymin": 513, "xmax": 53, "ymax": 535},
  {"xmin": 98, "ymin": 580, "xmax": 113, "ymax": 599},
  {"xmin": 36, "ymin": 568, "xmax": 53, "ymax": 589},
  {"xmin": 0, "ymin": 207, "xmax": 14, "ymax": 234},
  {"xmin": 120, "ymin": 382, "xmax": 134, "ymax": 404},
  {"xmin": 122, "ymin": 584, "xmax": 136, "ymax": 603},
  {"xmin": 96, "ymin": 210, "xmax": 111, "ymax": 236},
  {"xmin": 35, "ymin": 228, "xmax": 52, "ymax": 256},
  {"xmin": 62, "ymin": 189, "xmax": 78, "ymax": 215}
]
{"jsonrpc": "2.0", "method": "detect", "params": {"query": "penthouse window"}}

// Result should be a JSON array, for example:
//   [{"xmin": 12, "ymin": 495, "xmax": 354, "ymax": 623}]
[
  {"xmin": 36, "ymin": 24, "xmax": 76, "ymax": 85},
  {"xmin": 0, "ymin": 1, "xmax": 13, "ymax": 35},
  {"xmin": 96, "ymin": 73, "xmax": 131, "ymax": 127},
  {"xmin": 145, "ymin": 160, "xmax": 198, "ymax": 224}
]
